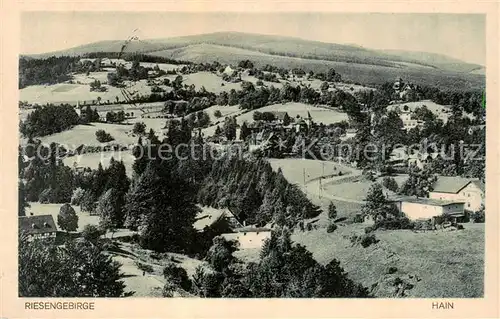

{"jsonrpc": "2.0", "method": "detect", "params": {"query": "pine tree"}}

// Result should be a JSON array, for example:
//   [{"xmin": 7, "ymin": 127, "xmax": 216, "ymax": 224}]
[
  {"xmin": 124, "ymin": 160, "xmax": 200, "ymax": 252},
  {"xmin": 240, "ymin": 121, "xmax": 251, "ymax": 141},
  {"xmin": 132, "ymin": 137, "xmax": 149, "ymax": 176},
  {"xmin": 96, "ymin": 188, "xmax": 121, "ymax": 237}
]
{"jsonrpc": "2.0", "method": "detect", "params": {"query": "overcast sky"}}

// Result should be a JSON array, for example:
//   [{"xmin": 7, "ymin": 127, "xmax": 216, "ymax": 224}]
[{"xmin": 21, "ymin": 12, "xmax": 486, "ymax": 65}]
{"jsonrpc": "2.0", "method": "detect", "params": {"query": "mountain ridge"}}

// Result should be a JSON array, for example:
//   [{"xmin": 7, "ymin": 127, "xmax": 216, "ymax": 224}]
[{"xmin": 25, "ymin": 31, "xmax": 481, "ymax": 71}]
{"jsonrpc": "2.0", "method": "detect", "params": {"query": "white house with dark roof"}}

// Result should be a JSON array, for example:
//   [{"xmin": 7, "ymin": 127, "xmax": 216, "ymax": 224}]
[
  {"xmin": 429, "ymin": 177, "xmax": 485, "ymax": 211},
  {"xmin": 388, "ymin": 195, "xmax": 465, "ymax": 221},
  {"xmin": 19, "ymin": 215, "xmax": 57, "ymax": 241}
]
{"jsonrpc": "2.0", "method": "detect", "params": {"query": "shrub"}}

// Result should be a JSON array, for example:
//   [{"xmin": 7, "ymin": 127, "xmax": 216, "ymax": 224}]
[
  {"xmin": 374, "ymin": 217, "xmax": 414, "ymax": 230},
  {"xmin": 471, "ymin": 209, "xmax": 485, "ymax": 223},
  {"xmin": 163, "ymin": 263, "xmax": 192, "ymax": 291},
  {"xmin": 95, "ymin": 130, "xmax": 114, "ymax": 143},
  {"xmin": 353, "ymin": 214, "xmax": 364, "ymax": 223},
  {"xmin": 135, "ymin": 261, "xmax": 154, "ymax": 273},
  {"xmin": 214, "ymin": 110, "xmax": 222, "ymax": 118},
  {"xmin": 81, "ymin": 224, "xmax": 103, "ymax": 243},
  {"xmin": 360, "ymin": 234, "xmax": 378, "ymax": 248},
  {"xmin": 132, "ymin": 122, "xmax": 146, "ymax": 135},
  {"xmin": 326, "ymin": 223, "xmax": 337, "ymax": 233},
  {"xmin": 364, "ymin": 226, "xmax": 375, "ymax": 234},
  {"xmin": 387, "ymin": 266, "xmax": 398, "ymax": 274},
  {"xmin": 382, "ymin": 176, "xmax": 399, "ymax": 192}
]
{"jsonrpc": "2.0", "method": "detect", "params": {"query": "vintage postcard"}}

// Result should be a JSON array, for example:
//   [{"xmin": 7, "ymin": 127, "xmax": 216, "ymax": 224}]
[{"xmin": 1, "ymin": 1, "xmax": 499, "ymax": 318}]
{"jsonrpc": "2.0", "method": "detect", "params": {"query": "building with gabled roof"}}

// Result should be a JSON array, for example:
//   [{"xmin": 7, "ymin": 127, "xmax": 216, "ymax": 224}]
[
  {"xmin": 19, "ymin": 215, "xmax": 57, "ymax": 241},
  {"xmin": 429, "ymin": 177, "xmax": 485, "ymax": 211},
  {"xmin": 388, "ymin": 195, "xmax": 465, "ymax": 221}
]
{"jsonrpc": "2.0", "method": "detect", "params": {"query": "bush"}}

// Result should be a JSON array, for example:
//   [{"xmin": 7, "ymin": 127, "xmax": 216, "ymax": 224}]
[
  {"xmin": 353, "ymin": 214, "xmax": 364, "ymax": 223},
  {"xmin": 382, "ymin": 176, "xmax": 399, "ymax": 192},
  {"xmin": 214, "ymin": 110, "xmax": 222, "ymax": 118},
  {"xmin": 387, "ymin": 266, "xmax": 398, "ymax": 274},
  {"xmin": 81, "ymin": 224, "xmax": 103, "ymax": 243},
  {"xmin": 163, "ymin": 263, "xmax": 192, "ymax": 291},
  {"xmin": 471, "ymin": 209, "xmax": 485, "ymax": 223},
  {"xmin": 135, "ymin": 261, "xmax": 154, "ymax": 273},
  {"xmin": 364, "ymin": 226, "xmax": 375, "ymax": 234},
  {"xmin": 374, "ymin": 217, "xmax": 414, "ymax": 230},
  {"xmin": 95, "ymin": 129, "xmax": 114, "ymax": 143},
  {"xmin": 132, "ymin": 122, "xmax": 146, "ymax": 135},
  {"xmin": 360, "ymin": 234, "xmax": 378, "ymax": 248},
  {"xmin": 326, "ymin": 223, "xmax": 337, "ymax": 233}
]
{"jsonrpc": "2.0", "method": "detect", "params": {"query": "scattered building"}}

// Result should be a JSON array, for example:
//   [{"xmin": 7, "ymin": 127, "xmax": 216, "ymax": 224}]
[
  {"xmin": 19, "ymin": 215, "xmax": 57, "ymax": 241},
  {"xmin": 429, "ymin": 177, "xmax": 485, "ymax": 211},
  {"xmin": 193, "ymin": 207, "xmax": 243, "ymax": 232},
  {"xmin": 400, "ymin": 113, "xmax": 424, "ymax": 131},
  {"xmin": 389, "ymin": 196, "xmax": 465, "ymax": 222}
]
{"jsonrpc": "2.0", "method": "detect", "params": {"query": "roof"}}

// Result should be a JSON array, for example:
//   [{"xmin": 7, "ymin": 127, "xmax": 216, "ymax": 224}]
[
  {"xmin": 19, "ymin": 215, "xmax": 57, "ymax": 235},
  {"xmin": 432, "ymin": 176, "xmax": 484, "ymax": 194},
  {"xmin": 388, "ymin": 195, "xmax": 465, "ymax": 207}
]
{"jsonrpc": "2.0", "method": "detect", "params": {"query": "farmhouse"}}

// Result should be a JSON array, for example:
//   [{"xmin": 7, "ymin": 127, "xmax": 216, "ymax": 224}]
[
  {"xmin": 429, "ymin": 177, "xmax": 485, "ymax": 211},
  {"xmin": 19, "ymin": 215, "xmax": 57, "ymax": 241},
  {"xmin": 389, "ymin": 196, "xmax": 465, "ymax": 221},
  {"xmin": 221, "ymin": 226, "xmax": 272, "ymax": 249},
  {"xmin": 194, "ymin": 206, "xmax": 243, "ymax": 232}
]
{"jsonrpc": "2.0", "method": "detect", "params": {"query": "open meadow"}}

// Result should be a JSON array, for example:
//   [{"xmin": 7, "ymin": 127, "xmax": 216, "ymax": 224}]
[
  {"xmin": 20, "ymin": 73, "xmax": 160, "ymax": 105},
  {"xmin": 268, "ymin": 158, "xmax": 357, "ymax": 185},
  {"xmin": 26, "ymin": 202, "xmax": 99, "ymax": 232},
  {"xmin": 21, "ymin": 122, "xmax": 138, "ymax": 147},
  {"xmin": 292, "ymin": 222, "xmax": 484, "ymax": 298}
]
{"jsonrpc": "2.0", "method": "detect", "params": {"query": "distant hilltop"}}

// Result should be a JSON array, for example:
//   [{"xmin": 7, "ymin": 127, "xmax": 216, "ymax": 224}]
[{"xmin": 24, "ymin": 32, "xmax": 485, "ymax": 91}]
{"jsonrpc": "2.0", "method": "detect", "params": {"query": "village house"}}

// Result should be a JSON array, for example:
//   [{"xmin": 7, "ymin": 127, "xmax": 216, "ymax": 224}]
[
  {"xmin": 271, "ymin": 111, "xmax": 290, "ymax": 125},
  {"xmin": 429, "ymin": 177, "xmax": 485, "ymax": 212},
  {"xmin": 388, "ymin": 196, "xmax": 465, "ymax": 222},
  {"xmin": 399, "ymin": 113, "xmax": 424, "ymax": 131},
  {"xmin": 19, "ymin": 215, "xmax": 57, "ymax": 242},
  {"xmin": 193, "ymin": 207, "xmax": 243, "ymax": 232},
  {"xmin": 221, "ymin": 226, "xmax": 272, "ymax": 249},
  {"xmin": 295, "ymin": 112, "xmax": 313, "ymax": 133}
]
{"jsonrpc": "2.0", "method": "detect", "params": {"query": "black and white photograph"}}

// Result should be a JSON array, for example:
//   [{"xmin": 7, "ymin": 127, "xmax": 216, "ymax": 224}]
[{"xmin": 16, "ymin": 11, "xmax": 487, "ymax": 300}]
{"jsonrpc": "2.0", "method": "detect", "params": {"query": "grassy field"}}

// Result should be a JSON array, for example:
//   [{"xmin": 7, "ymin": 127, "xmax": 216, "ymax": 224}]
[
  {"xmin": 26, "ymin": 202, "xmax": 99, "ymax": 232},
  {"xmin": 292, "ymin": 222, "xmax": 484, "ymax": 298},
  {"xmin": 268, "ymin": 158, "xmax": 357, "ymax": 185},
  {"xmin": 21, "ymin": 122, "xmax": 138, "ymax": 148},
  {"xmin": 237, "ymin": 102, "xmax": 349, "ymax": 126},
  {"xmin": 202, "ymin": 104, "xmax": 243, "ymax": 124},
  {"xmin": 19, "ymin": 72, "xmax": 160, "ymax": 105},
  {"xmin": 322, "ymin": 174, "xmax": 408, "ymax": 202}
]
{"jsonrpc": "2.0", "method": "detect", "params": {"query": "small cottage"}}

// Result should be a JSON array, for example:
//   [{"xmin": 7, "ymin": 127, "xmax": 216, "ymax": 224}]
[{"xmin": 19, "ymin": 215, "xmax": 57, "ymax": 241}]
